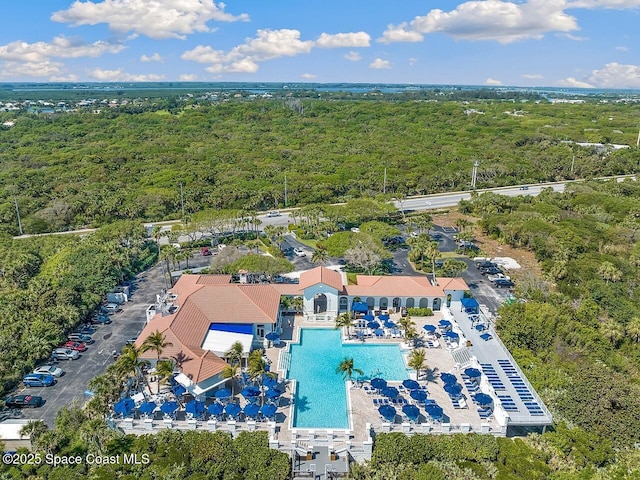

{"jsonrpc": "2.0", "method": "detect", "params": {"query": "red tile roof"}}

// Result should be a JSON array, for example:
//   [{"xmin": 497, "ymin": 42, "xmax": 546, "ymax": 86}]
[{"xmin": 299, "ymin": 266, "xmax": 344, "ymax": 291}]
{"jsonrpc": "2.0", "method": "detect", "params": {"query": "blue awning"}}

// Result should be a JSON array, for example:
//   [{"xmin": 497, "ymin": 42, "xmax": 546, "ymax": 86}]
[
  {"xmin": 461, "ymin": 298, "xmax": 479, "ymax": 312},
  {"xmin": 209, "ymin": 323, "xmax": 254, "ymax": 334},
  {"xmin": 352, "ymin": 302, "xmax": 369, "ymax": 313}
]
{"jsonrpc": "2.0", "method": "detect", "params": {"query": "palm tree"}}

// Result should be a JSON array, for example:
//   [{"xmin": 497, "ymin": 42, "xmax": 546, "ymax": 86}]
[
  {"xmin": 336, "ymin": 357, "xmax": 364, "ymax": 384},
  {"xmin": 225, "ymin": 341, "xmax": 245, "ymax": 367},
  {"xmin": 155, "ymin": 359, "xmax": 176, "ymax": 394},
  {"xmin": 221, "ymin": 363, "xmax": 242, "ymax": 396},
  {"xmin": 627, "ymin": 316, "xmax": 640, "ymax": 343},
  {"xmin": 601, "ymin": 318, "xmax": 624, "ymax": 346},
  {"xmin": 598, "ymin": 261, "xmax": 622, "ymax": 284},
  {"xmin": 116, "ymin": 344, "xmax": 150, "ymax": 390},
  {"xmin": 20, "ymin": 420, "xmax": 48, "ymax": 451},
  {"xmin": 398, "ymin": 316, "xmax": 419, "ymax": 347},
  {"xmin": 424, "ymin": 241, "xmax": 440, "ymax": 282},
  {"xmin": 335, "ymin": 312, "xmax": 355, "ymax": 338},
  {"xmin": 407, "ymin": 349, "xmax": 427, "ymax": 380},
  {"xmin": 141, "ymin": 330, "xmax": 173, "ymax": 361},
  {"xmin": 311, "ymin": 248, "xmax": 329, "ymax": 265},
  {"xmin": 247, "ymin": 349, "xmax": 276, "ymax": 405}
]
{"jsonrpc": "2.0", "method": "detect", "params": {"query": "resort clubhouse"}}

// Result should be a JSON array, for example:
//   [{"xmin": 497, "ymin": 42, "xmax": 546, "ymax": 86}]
[{"xmin": 112, "ymin": 266, "xmax": 551, "ymax": 468}]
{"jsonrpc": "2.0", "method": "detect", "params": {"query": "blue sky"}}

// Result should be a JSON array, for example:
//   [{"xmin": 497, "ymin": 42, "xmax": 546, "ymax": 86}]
[{"xmin": 0, "ymin": 0, "xmax": 639, "ymax": 87}]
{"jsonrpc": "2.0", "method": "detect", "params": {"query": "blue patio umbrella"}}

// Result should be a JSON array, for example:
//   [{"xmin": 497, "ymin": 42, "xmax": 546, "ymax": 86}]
[
  {"xmin": 260, "ymin": 403, "xmax": 277, "ymax": 418},
  {"xmin": 444, "ymin": 383, "xmax": 463, "ymax": 397},
  {"xmin": 265, "ymin": 388, "xmax": 282, "ymax": 400},
  {"xmin": 402, "ymin": 404, "xmax": 421, "ymax": 422},
  {"xmin": 410, "ymin": 389, "xmax": 427, "ymax": 402},
  {"xmin": 464, "ymin": 368, "xmax": 482, "ymax": 379},
  {"xmin": 214, "ymin": 388, "xmax": 232, "ymax": 399},
  {"xmin": 425, "ymin": 404, "xmax": 444, "ymax": 420},
  {"xmin": 367, "ymin": 321, "xmax": 380, "ymax": 329},
  {"xmin": 160, "ymin": 401, "xmax": 179, "ymax": 415},
  {"xmin": 402, "ymin": 379, "xmax": 420, "ymax": 390},
  {"xmin": 207, "ymin": 402, "xmax": 224, "ymax": 416},
  {"xmin": 185, "ymin": 399, "xmax": 205, "ymax": 416},
  {"xmin": 243, "ymin": 403, "xmax": 260, "ymax": 418},
  {"xmin": 480, "ymin": 333, "xmax": 492, "ymax": 341},
  {"xmin": 384, "ymin": 321, "xmax": 395, "ymax": 328},
  {"xmin": 438, "ymin": 319, "xmax": 452, "ymax": 328},
  {"xmin": 225, "ymin": 403, "xmax": 242, "ymax": 418},
  {"xmin": 114, "ymin": 398, "xmax": 135, "ymax": 415},
  {"xmin": 363, "ymin": 314, "xmax": 375, "ymax": 321},
  {"xmin": 444, "ymin": 331, "xmax": 460, "ymax": 340},
  {"xmin": 241, "ymin": 386, "xmax": 261, "ymax": 398},
  {"xmin": 475, "ymin": 324, "xmax": 486, "ymax": 331},
  {"xmin": 371, "ymin": 378, "xmax": 387, "ymax": 390},
  {"xmin": 381, "ymin": 386, "xmax": 399, "ymax": 399},
  {"xmin": 171, "ymin": 384, "xmax": 186, "ymax": 396},
  {"xmin": 263, "ymin": 375, "xmax": 279, "ymax": 388},
  {"xmin": 378, "ymin": 404, "xmax": 397, "ymax": 422},
  {"xmin": 423, "ymin": 324, "xmax": 437, "ymax": 333},
  {"xmin": 138, "ymin": 401, "xmax": 156, "ymax": 416},
  {"xmin": 440, "ymin": 373, "xmax": 458, "ymax": 385},
  {"xmin": 474, "ymin": 393, "xmax": 493, "ymax": 407},
  {"xmin": 374, "ymin": 328, "xmax": 385, "ymax": 337},
  {"xmin": 378, "ymin": 314, "xmax": 390, "ymax": 321},
  {"xmin": 265, "ymin": 331, "xmax": 280, "ymax": 341}
]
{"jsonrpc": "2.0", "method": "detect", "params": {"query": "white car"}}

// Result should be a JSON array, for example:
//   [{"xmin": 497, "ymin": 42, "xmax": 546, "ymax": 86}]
[
  {"xmin": 351, "ymin": 227, "xmax": 360, "ymax": 233},
  {"xmin": 293, "ymin": 247, "xmax": 306, "ymax": 257},
  {"xmin": 266, "ymin": 211, "xmax": 281, "ymax": 217},
  {"xmin": 33, "ymin": 365, "xmax": 64, "ymax": 377},
  {"xmin": 487, "ymin": 273, "xmax": 510, "ymax": 282},
  {"xmin": 410, "ymin": 231, "xmax": 419, "ymax": 238}
]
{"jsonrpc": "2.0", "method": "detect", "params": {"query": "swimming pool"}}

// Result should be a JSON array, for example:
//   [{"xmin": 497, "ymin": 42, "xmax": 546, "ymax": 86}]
[{"xmin": 287, "ymin": 328, "xmax": 409, "ymax": 429}]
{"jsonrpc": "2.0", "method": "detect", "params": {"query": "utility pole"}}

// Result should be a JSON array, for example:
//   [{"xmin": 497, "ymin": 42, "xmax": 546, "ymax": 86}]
[
  {"xmin": 471, "ymin": 160, "xmax": 479, "ymax": 189},
  {"xmin": 571, "ymin": 154, "xmax": 575, "ymax": 174},
  {"xmin": 179, "ymin": 182, "xmax": 185, "ymax": 220},
  {"xmin": 284, "ymin": 175, "xmax": 288, "ymax": 208},
  {"xmin": 636, "ymin": 127, "xmax": 640, "ymax": 148},
  {"xmin": 14, "ymin": 197, "xmax": 23, "ymax": 235},
  {"xmin": 383, "ymin": 167, "xmax": 387, "ymax": 194}
]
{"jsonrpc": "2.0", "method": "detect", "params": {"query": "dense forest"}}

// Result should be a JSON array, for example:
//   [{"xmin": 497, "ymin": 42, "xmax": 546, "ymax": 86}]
[{"xmin": 1, "ymin": 96, "xmax": 639, "ymax": 234}]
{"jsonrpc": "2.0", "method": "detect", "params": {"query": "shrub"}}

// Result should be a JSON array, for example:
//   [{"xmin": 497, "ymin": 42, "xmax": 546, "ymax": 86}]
[{"xmin": 407, "ymin": 307, "xmax": 433, "ymax": 316}]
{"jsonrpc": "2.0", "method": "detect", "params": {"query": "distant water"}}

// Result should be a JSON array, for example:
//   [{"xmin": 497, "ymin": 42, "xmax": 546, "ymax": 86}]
[{"xmin": 2, "ymin": 81, "xmax": 639, "ymax": 97}]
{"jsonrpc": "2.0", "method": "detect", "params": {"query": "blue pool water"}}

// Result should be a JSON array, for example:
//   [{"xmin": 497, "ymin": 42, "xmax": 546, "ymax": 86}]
[{"xmin": 287, "ymin": 328, "xmax": 408, "ymax": 429}]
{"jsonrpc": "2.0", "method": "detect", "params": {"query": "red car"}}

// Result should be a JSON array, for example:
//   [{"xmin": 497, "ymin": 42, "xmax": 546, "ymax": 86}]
[{"xmin": 61, "ymin": 341, "xmax": 88, "ymax": 352}]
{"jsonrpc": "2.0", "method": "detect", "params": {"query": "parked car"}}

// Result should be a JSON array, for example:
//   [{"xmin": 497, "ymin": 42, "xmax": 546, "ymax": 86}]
[
  {"xmin": 51, "ymin": 348, "xmax": 80, "ymax": 360},
  {"xmin": 519, "ymin": 185, "xmax": 529, "ymax": 190},
  {"xmin": 266, "ymin": 210, "xmax": 281, "ymax": 217},
  {"xmin": 61, "ymin": 341, "xmax": 87, "ymax": 352},
  {"xmin": 74, "ymin": 325, "xmax": 97, "ymax": 335},
  {"xmin": 458, "ymin": 243, "xmax": 480, "ymax": 253},
  {"xmin": 33, "ymin": 365, "xmax": 64, "ymax": 377},
  {"xmin": 90, "ymin": 315, "xmax": 112, "ymax": 325},
  {"xmin": 201, "ymin": 247, "xmax": 212, "ymax": 256},
  {"xmin": 22, "ymin": 373, "xmax": 56, "ymax": 387},
  {"xmin": 4, "ymin": 395, "xmax": 43, "ymax": 409},
  {"xmin": 494, "ymin": 278, "xmax": 515, "ymax": 288},
  {"xmin": 101, "ymin": 303, "xmax": 122, "ymax": 314},
  {"xmin": 476, "ymin": 260, "xmax": 497, "ymax": 269},
  {"xmin": 351, "ymin": 227, "xmax": 361, "ymax": 233},
  {"xmin": 293, "ymin": 247, "xmax": 306, "ymax": 257},
  {"xmin": 487, "ymin": 273, "xmax": 510, "ymax": 282},
  {"xmin": 68, "ymin": 333, "xmax": 94, "ymax": 345},
  {"xmin": 481, "ymin": 267, "xmax": 503, "ymax": 276}
]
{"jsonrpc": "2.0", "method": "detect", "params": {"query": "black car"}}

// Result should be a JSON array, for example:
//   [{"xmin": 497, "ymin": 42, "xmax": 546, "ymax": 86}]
[
  {"xmin": 476, "ymin": 261, "xmax": 497, "ymax": 269},
  {"xmin": 89, "ymin": 315, "xmax": 112, "ymax": 325},
  {"xmin": 481, "ymin": 267, "xmax": 503, "ymax": 276},
  {"xmin": 4, "ymin": 394, "xmax": 43, "ymax": 408},
  {"xmin": 494, "ymin": 279, "xmax": 515, "ymax": 288}
]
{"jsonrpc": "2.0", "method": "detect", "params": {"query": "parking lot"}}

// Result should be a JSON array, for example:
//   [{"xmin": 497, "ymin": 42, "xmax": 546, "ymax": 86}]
[{"xmin": 17, "ymin": 263, "xmax": 166, "ymax": 427}]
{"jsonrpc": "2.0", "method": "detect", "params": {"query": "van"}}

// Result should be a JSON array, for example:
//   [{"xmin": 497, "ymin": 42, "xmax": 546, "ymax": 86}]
[{"xmin": 52, "ymin": 348, "xmax": 80, "ymax": 360}]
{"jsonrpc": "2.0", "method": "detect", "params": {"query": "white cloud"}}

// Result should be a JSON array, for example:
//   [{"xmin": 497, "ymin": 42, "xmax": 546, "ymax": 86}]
[
  {"xmin": 369, "ymin": 58, "xmax": 391, "ymax": 69},
  {"xmin": 485, "ymin": 77, "xmax": 503, "ymax": 85},
  {"xmin": 558, "ymin": 33, "xmax": 588, "ymax": 41},
  {"xmin": 52, "ymin": 0, "xmax": 249, "ymax": 40},
  {"xmin": 316, "ymin": 32, "xmax": 370, "ymax": 48},
  {"xmin": 409, "ymin": 57, "xmax": 418, "ymax": 66},
  {"xmin": 616, "ymin": 46, "xmax": 629, "ymax": 51},
  {"xmin": 567, "ymin": 0, "xmax": 640, "ymax": 8},
  {"xmin": 587, "ymin": 62, "xmax": 640, "ymax": 88},
  {"xmin": 0, "ymin": 60, "xmax": 66, "ymax": 79},
  {"xmin": 180, "ymin": 73, "xmax": 198, "ymax": 81},
  {"xmin": 558, "ymin": 77, "xmax": 594, "ymax": 88},
  {"xmin": 183, "ymin": 29, "xmax": 314, "ymax": 74},
  {"xmin": 378, "ymin": 22, "xmax": 424, "ymax": 43},
  {"xmin": 522, "ymin": 73, "xmax": 544, "ymax": 79},
  {"xmin": 381, "ymin": 0, "xmax": 578, "ymax": 44},
  {"xmin": 344, "ymin": 51, "xmax": 361, "ymax": 62},
  {"xmin": 140, "ymin": 52, "xmax": 163, "ymax": 62},
  {"xmin": 301, "ymin": 73, "xmax": 317, "ymax": 79},
  {"xmin": 90, "ymin": 67, "xmax": 165, "ymax": 81},
  {"xmin": 0, "ymin": 36, "xmax": 124, "ymax": 62}
]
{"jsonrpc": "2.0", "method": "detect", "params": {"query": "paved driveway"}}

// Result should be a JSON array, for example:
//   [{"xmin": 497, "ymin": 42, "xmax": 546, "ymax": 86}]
[{"xmin": 18, "ymin": 263, "xmax": 166, "ymax": 427}]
